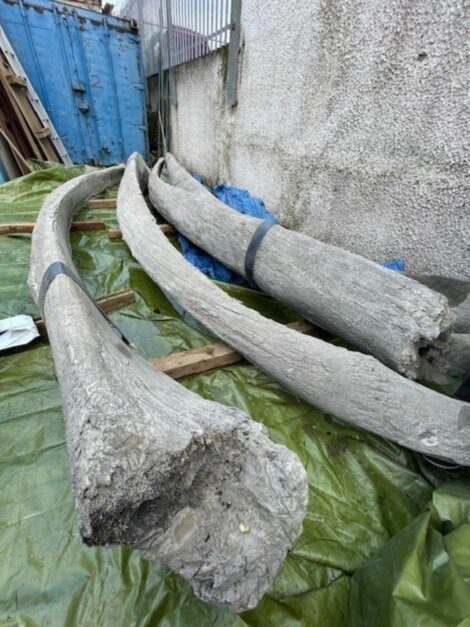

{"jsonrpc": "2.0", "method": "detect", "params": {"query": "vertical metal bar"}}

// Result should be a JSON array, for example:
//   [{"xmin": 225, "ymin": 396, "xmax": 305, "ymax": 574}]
[
  {"xmin": 189, "ymin": 0, "xmax": 194, "ymax": 60},
  {"xmin": 51, "ymin": 4, "xmax": 87, "ymax": 162},
  {"xmin": 102, "ymin": 17, "xmax": 126, "ymax": 160},
  {"xmin": 226, "ymin": 0, "xmax": 241, "ymax": 107},
  {"xmin": 192, "ymin": 0, "xmax": 196, "ymax": 60},
  {"xmin": 219, "ymin": 0, "xmax": 225, "ymax": 48},
  {"xmin": 191, "ymin": 0, "xmax": 195, "ymax": 58},
  {"xmin": 205, "ymin": 0, "xmax": 209, "ymax": 54},
  {"xmin": 157, "ymin": 0, "xmax": 163, "ymax": 154},
  {"xmin": 203, "ymin": 0, "xmax": 206, "ymax": 56},
  {"xmin": 225, "ymin": 0, "xmax": 230, "ymax": 45},
  {"xmin": 191, "ymin": 0, "xmax": 195, "ymax": 59},
  {"xmin": 166, "ymin": 0, "xmax": 177, "ymax": 105},
  {"xmin": 220, "ymin": 0, "xmax": 223, "ymax": 46},
  {"xmin": 209, "ymin": 0, "xmax": 214, "ymax": 50},
  {"xmin": 174, "ymin": 0, "xmax": 180, "ymax": 66},
  {"xmin": 220, "ymin": 0, "xmax": 224, "ymax": 46},
  {"xmin": 70, "ymin": 11, "xmax": 101, "ymax": 161},
  {"xmin": 17, "ymin": 0, "xmax": 49, "ymax": 111},
  {"xmin": 219, "ymin": 0, "xmax": 223, "ymax": 46},
  {"xmin": 199, "ymin": 0, "xmax": 203, "ymax": 58},
  {"xmin": 183, "ymin": 0, "xmax": 187, "ymax": 62},
  {"xmin": 195, "ymin": 0, "xmax": 200, "ymax": 59},
  {"xmin": 203, "ymin": 0, "xmax": 207, "ymax": 54},
  {"xmin": 158, "ymin": 0, "xmax": 170, "ymax": 150},
  {"xmin": 178, "ymin": 0, "xmax": 182, "ymax": 64},
  {"xmin": 65, "ymin": 11, "xmax": 101, "ymax": 162}
]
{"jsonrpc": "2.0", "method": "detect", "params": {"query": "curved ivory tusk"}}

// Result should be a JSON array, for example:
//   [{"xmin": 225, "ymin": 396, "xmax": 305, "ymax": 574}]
[
  {"xmin": 419, "ymin": 333, "xmax": 470, "ymax": 384},
  {"xmin": 152, "ymin": 153, "xmax": 454, "ymax": 380},
  {"xmin": 411, "ymin": 274, "xmax": 470, "ymax": 335},
  {"xmin": 117, "ymin": 153, "xmax": 470, "ymax": 465},
  {"xmin": 28, "ymin": 165, "xmax": 308, "ymax": 612}
]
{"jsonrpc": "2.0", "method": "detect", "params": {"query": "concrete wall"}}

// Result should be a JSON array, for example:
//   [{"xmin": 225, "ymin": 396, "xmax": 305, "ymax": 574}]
[{"xmin": 170, "ymin": 0, "xmax": 469, "ymax": 280}]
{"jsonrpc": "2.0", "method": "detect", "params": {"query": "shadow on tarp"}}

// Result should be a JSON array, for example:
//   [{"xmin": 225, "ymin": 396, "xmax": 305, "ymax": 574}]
[{"xmin": 0, "ymin": 165, "xmax": 469, "ymax": 626}]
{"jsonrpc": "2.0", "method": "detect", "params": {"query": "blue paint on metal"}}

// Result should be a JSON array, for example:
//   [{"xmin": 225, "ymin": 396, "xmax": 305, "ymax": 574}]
[{"xmin": 0, "ymin": 0, "xmax": 148, "ymax": 165}]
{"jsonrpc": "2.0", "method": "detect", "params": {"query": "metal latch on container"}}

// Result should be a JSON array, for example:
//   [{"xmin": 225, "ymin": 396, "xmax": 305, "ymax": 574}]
[{"xmin": 71, "ymin": 80, "xmax": 86, "ymax": 92}]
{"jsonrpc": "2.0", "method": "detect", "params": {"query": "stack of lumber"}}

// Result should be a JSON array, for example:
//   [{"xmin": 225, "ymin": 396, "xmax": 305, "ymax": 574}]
[{"xmin": 0, "ymin": 26, "xmax": 70, "ymax": 180}]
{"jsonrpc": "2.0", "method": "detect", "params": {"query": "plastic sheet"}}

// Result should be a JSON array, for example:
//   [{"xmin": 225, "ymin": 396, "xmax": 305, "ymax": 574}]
[
  {"xmin": 349, "ymin": 485, "xmax": 470, "ymax": 625},
  {"xmin": 0, "ymin": 167, "xmax": 469, "ymax": 625},
  {"xmin": 0, "ymin": 314, "xmax": 39, "ymax": 350}
]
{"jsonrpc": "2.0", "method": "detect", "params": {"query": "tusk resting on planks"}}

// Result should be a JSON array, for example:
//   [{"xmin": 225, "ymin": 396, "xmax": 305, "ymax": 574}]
[
  {"xmin": 151, "ymin": 153, "xmax": 454, "ymax": 380},
  {"xmin": 33, "ymin": 289, "xmax": 135, "ymax": 336},
  {"xmin": 0, "ymin": 221, "xmax": 106, "ymax": 235},
  {"xmin": 151, "ymin": 319, "xmax": 318, "ymax": 379},
  {"xmin": 108, "ymin": 223, "xmax": 175, "ymax": 240},
  {"xmin": 87, "ymin": 197, "xmax": 117, "ymax": 209},
  {"xmin": 27, "ymin": 165, "xmax": 308, "ymax": 612},
  {"xmin": 0, "ymin": 221, "xmax": 175, "ymax": 240},
  {"xmin": 117, "ymin": 153, "xmax": 470, "ymax": 466}
]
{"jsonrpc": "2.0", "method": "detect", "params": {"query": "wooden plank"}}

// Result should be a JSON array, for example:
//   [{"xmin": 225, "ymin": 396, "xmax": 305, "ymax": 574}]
[
  {"xmin": 88, "ymin": 198, "xmax": 117, "ymax": 209},
  {"xmin": 6, "ymin": 73, "xmax": 26, "ymax": 87},
  {"xmin": 151, "ymin": 342, "xmax": 241, "ymax": 378},
  {"xmin": 0, "ymin": 221, "xmax": 107, "ymax": 235},
  {"xmin": 70, "ymin": 221, "xmax": 107, "ymax": 232},
  {"xmin": 34, "ymin": 289, "xmax": 135, "ymax": 336},
  {"xmin": 0, "ymin": 127, "xmax": 32, "ymax": 174},
  {"xmin": 0, "ymin": 26, "xmax": 71, "ymax": 164},
  {"xmin": 108, "ymin": 223, "xmax": 176, "ymax": 240},
  {"xmin": 35, "ymin": 127, "xmax": 51, "ymax": 139},
  {"xmin": 0, "ymin": 59, "xmax": 59, "ymax": 162},
  {"xmin": 0, "ymin": 63, "xmax": 43, "ymax": 161},
  {"xmin": 10, "ymin": 83, "xmax": 57, "ymax": 161},
  {"xmin": 150, "ymin": 319, "xmax": 317, "ymax": 379},
  {"xmin": 0, "ymin": 221, "xmax": 176, "ymax": 238}
]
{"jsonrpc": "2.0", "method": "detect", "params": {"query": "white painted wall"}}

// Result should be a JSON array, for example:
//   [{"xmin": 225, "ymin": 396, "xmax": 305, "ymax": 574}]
[{"xmin": 170, "ymin": 0, "xmax": 469, "ymax": 280}]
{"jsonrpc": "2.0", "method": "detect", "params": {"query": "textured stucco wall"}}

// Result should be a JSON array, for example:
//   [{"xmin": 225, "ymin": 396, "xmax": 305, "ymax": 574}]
[{"xmin": 170, "ymin": 0, "xmax": 469, "ymax": 279}]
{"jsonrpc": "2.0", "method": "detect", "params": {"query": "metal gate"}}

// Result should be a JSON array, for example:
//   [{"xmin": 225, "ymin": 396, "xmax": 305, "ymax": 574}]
[{"xmin": 116, "ymin": 0, "xmax": 241, "ymax": 157}]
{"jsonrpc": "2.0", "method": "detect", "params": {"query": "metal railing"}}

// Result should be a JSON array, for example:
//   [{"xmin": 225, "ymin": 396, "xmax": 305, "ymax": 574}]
[
  {"xmin": 116, "ymin": 0, "xmax": 241, "ymax": 157},
  {"xmin": 117, "ymin": 0, "xmax": 233, "ymax": 78}
]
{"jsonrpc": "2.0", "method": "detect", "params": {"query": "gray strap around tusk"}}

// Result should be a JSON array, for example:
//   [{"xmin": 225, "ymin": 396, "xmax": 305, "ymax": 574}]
[
  {"xmin": 244, "ymin": 220, "xmax": 277, "ymax": 286},
  {"xmin": 38, "ymin": 261, "xmax": 131, "ymax": 346}
]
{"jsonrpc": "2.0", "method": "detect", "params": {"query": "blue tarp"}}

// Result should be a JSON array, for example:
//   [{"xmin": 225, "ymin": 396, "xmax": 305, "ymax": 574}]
[
  {"xmin": 382, "ymin": 259, "xmax": 405, "ymax": 272},
  {"xmin": 178, "ymin": 182, "xmax": 277, "ymax": 284}
]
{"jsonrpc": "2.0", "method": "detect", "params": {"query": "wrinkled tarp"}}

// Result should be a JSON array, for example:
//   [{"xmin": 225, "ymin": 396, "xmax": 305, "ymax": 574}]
[
  {"xmin": 382, "ymin": 259, "xmax": 406, "ymax": 272},
  {"xmin": 178, "ymin": 182, "xmax": 277, "ymax": 285},
  {"xmin": 0, "ymin": 166, "xmax": 469, "ymax": 626}
]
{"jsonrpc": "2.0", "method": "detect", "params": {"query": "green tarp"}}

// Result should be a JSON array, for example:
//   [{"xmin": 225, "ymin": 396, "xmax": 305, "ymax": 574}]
[{"xmin": 0, "ymin": 166, "xmax": 469, "ymax": 626}]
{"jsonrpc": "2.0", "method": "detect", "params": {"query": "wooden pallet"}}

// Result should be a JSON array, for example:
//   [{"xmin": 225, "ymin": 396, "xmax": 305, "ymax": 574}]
[{"xmin": 0, "ymin": 25, "xmax": 71, "ymax": 178}]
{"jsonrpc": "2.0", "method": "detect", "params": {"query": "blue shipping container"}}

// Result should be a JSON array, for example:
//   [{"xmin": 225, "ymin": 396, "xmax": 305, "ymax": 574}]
[{"xmin": 0, "ymin": 0, "xmax": 148, "ymax": 165}]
